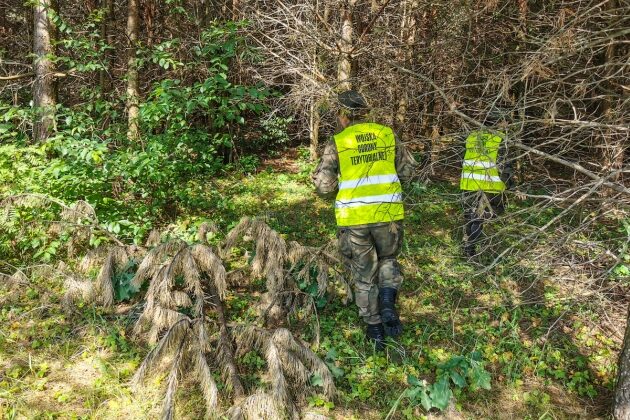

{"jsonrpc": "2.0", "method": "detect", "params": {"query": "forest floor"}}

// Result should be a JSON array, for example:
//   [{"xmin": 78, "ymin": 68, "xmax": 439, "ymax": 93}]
[{"xmin": 0, "ymin": 155, "xmax": 621, "ymax": 419}]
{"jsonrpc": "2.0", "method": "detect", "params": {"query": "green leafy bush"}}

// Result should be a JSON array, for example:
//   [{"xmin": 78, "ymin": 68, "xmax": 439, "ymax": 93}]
[
  {"xmin": 405, "ymin": 351, "xmax": 491, "ymax": 412},
  {"xmin": 0, "ymin": 21, "xmax": 272, "ymax": 255}
]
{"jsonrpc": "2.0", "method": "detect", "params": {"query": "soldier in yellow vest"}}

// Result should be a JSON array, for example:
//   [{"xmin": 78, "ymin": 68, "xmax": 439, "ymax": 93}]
[
  {"xmin": 460, "ymin": 109, "xmax": 513, "ymax": 258},
  {"xmin": 312, "ymin": 90, "xmax": 417, "ymax": 350}
]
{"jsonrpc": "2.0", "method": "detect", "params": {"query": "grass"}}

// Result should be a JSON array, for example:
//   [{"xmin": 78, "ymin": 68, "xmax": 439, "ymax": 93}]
[{"xmin": 0, "ymin": 157, "xmax": 623, "ymax": 419}]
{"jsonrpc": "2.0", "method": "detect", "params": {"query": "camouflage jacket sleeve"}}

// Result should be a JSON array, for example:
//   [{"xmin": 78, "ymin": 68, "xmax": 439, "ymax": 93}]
[
  {"xmin": 311, "ymin": 139, "xmax": 339, "ymax": 199},
  {"xmin": 498, "ymin": 133, "xmax": 515, "ymax": 189},
  {"xmin": 394, "ymin": 135, "xmax": 419, "ymax": 182}
]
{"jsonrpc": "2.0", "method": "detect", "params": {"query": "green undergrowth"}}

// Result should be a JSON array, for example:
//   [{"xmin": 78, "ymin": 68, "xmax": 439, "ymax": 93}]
[{"xmin": 0, "ymin": 164, "xmax": 623, "ymax": 419}]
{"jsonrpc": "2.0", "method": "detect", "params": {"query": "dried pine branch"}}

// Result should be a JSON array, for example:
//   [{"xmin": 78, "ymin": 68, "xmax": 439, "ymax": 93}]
[
  {"xmin": 132, "ymin": 239, "xmax": 187, "ymax": 290},
  {"xmin": 64, "ymin": 245, "xmax": 134, "ymax": 308},
  {"xmin": 61, "ymin": 219, "xmax": 340, "ymax": 418},
  {"xmin": 94, "ymin": 247, "xmax": 129, "ymax": 307},
  {"xmin": 271, "ymin": 328, "xmax": 336, "ymax": 399},
  {"xmin": 195, "ymin": 347, "xmax": 219, "ymax": 415},
  {"xmin": 145, "ymin": 229, "xmax": 162, "ymax": 247},
  {"xmin": 162, "ymin": 336, "xmax": 187, "ymax": 420},
  {"xmin": 132, "ymin": 318, "xmax": 192, "ymax": 387},
  {"xmin": 191, "ymin": 244, "xmax": 228, "ymax": 299},
  {"xmin": 223, "ymin": 217, "xmax": 288, "ymax": 294},
  {"xmin": 235, "ymin": 326, "xmax": 336, "ymax": 416},
  {"xmin": 197, "ymin": 221, "xmax": 218, "ymax": 244},
  {"xmin": 227, "ymin": 392, "xmax": 284, "ymax": 420}
]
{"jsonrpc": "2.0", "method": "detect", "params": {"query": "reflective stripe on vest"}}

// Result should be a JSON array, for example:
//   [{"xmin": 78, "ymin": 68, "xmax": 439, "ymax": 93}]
[
  {"xmin": 338, "ymin": 174, "xmax": 400, "ymax": 190},
  {"xmin": 460, "ymin": 173, "xmax": 502, "ymax": 183},
  {"xmin": 459, "ymin": 131, "xmax": 506, "ymax": 192},
  {"xmin": 334, "ymin": 122, "xmax": 404, "ymax": 227},
  {"xmin": 462, "ymin": 160, "xmax": 497, "ymax": 169},
  {"xmin": 336, "ymin": 192, "xmax": 403, "ymax": 208}
]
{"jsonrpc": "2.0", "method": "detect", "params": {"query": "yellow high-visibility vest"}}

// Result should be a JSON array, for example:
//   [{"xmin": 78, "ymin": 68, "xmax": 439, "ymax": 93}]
[
  {"xmin": 460, "ymin": 131, "xmax": 506, "ymax": 192},
  {"xmin": 334, "ymin": 122, "xmax": 404, "ymax": 227}
]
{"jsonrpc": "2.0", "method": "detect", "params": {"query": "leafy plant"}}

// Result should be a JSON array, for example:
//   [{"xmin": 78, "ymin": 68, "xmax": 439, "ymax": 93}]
[
  {"xmin": 236, "ymin": 154, "xmax": 261, "ymax": 174},
  {"xmin": 1, "ymin": 20, "xmax": 272, "ymax": 249},
  {"xmin": 256, "ymin": 115, "xmax": 293, "ymax": 151},
  {"xmin": 405, "ymin": 351, "xmax": 491, "ymax": 412},
  {"xmin": 112, "ymin": 259, "xmax": 140, "ymax": 302}
]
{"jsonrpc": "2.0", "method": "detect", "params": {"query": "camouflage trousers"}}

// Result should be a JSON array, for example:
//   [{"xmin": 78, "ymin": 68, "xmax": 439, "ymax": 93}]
[
  {"xmin": 338, "ymin": 221, "xmax": 404, "ymax": 325},
  {"xmin": 461, "ymin": 191, "xmax": 505, "ymax": 249}
]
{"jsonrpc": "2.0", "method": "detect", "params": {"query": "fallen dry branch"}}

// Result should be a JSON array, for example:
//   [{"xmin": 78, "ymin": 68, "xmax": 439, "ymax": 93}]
[{"xmin": 62, "ymin": 221, "xmax": 342, "ymax": 418}]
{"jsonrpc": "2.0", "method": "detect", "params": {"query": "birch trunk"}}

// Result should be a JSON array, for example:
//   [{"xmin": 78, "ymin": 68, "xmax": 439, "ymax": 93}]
[
  {"xmin": 32, "ymin": 0, "xmax": 56, "ymax": 142},
  {"xmin": 126, "ymin": 0, "xmax": 140, "ymax": 141},
  {"xmin": 337, "ymin": 1, "xmax": 356, "ymax": 91}
]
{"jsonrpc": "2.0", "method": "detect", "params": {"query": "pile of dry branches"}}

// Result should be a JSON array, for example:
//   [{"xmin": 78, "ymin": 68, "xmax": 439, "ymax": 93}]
[{"xmin": 59, "ymin": 216, "xmax": 343, "ymax": 418}]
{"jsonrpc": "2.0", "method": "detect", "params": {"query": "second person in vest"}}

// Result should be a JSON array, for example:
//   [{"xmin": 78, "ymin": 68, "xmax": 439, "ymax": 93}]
[
  {"xmin": 312, "ymin": 90, "xmax": 417, "ymax": 350},
  {"xmin": 460, "ymin": 108, "xmax": 514, "ymax": 258}
]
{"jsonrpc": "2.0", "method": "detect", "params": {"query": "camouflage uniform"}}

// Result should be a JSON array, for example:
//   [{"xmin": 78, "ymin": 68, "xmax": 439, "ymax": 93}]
[{"xmin": 312, "ymin": 128, "xmax": 417, "ymax": 324}]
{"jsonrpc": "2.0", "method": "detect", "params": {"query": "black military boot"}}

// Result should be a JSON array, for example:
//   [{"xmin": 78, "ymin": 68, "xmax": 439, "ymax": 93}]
[
  {"xmin": 464, "ymin": 220, "xmax": 482, "ymax": 259},
  {"xmin": 464, "ymin": 242, "xmax": 476, "ymax": 258},
  {"xmin": 379, "ymin": 287, "xmax": 403, "ymax": 337},
  {"xmin": 366, "ymin": 323, "xmax": 386, "ymax": 351}
]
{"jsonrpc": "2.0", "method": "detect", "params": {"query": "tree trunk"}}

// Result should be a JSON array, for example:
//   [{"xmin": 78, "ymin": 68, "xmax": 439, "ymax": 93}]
[
  {"xmin": 600, "ymin": 0, "xmax": 624, "ymax": 184},
  {"xmin": 99, "ymin": 0, "xmax": 114, "ymax": 94},
  {"xmin": 614, "ymin": 305, "xmax": 630, "ymax": 419},
  {"xmin": 144, "ymin": 0, "xmax": 155, "ymax": 47},
  {"xmin": 337, "ymin": 0, "xmax": 356, "ymax": 91},
  {"xmin": 394, "ymin": 0, "xmax": 417, "ymax": 138},
  {"xmin": 309, "ymin": 20, "xmax": 321, "ymax": 161},
  {"xmin": 126, "ymin": 0, "xmax": 140, "ymax": 141},
  {"xmin": 32, "ymin": 0, "xmax": 56, "ymax": 142},
  {"xmin": 309, "ymin": 99, "xmax": 320, "ymax": 161}
]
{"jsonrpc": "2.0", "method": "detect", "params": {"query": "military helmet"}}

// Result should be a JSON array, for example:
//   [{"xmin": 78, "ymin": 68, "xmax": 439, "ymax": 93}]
[{"xmin": 338, "ymin": 90, "xmax": 369, "ymax": 110}]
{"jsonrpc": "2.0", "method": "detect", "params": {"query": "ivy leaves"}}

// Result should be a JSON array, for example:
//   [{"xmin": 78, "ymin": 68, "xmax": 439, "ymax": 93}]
[
  {"xmin": 405, "ymin": 351, "xmax": 491, "ymax": 412},
  {"xmin": 406, "ymin": 375, "xmax": 452, "ymax": 411},
  {"xmin": 112, "ymin": 260, "xmax": 140, "ymax": 302}
]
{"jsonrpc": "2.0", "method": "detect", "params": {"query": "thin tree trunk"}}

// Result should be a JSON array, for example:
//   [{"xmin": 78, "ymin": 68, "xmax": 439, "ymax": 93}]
[
  {"xmin": 32, "ymin": 0, "xmax": 56, "ymax": 142},
  {"xmin": 394, "ymin": 0, "xmax": 417, "ymax": 138},
  {"xmin": 337, "ymin": 0, "xmax": 356, "ymax": 91},
  {"xmin": 614, "ymin": 305, "xmax": 630, "ymax": 419},
  {"xmin": 144, "ymin": 0, "xmax": 155, "ymax": 47},
  {"xmin": 126, "ymin": 0, "xmax": 140, "ymax": 141},
  {"xmin": 309, "ymin": 99, "xmax": 320, "ymax": 161},
  {"xmin": 99, "ymin": 0, "xmax": 114, "ymax": 93},
  {"xmin": 309, "ymin": 13, "xmax": 321, "ymax": 161},
  {"xmin": 419, "ymin": 5, "xmax": 436, "ymax": 143},
  {"xmin": 600, "ymin": 0, "xmax": 624, "ymax": 183}
]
